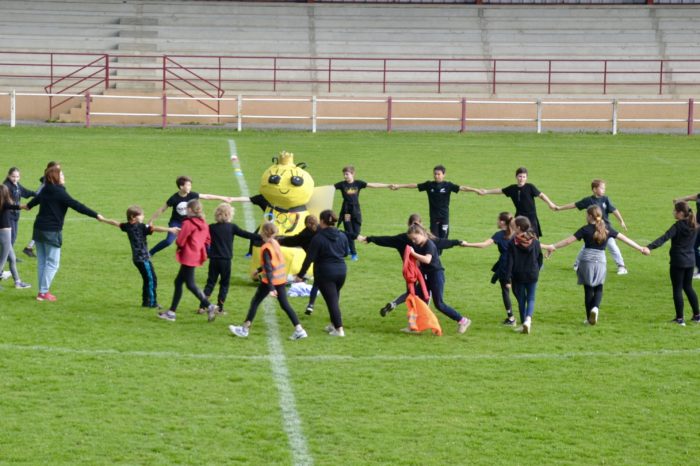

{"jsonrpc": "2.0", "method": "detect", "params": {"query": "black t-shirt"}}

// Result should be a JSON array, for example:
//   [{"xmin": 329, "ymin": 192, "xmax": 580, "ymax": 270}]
[
  {"xmin": 574, "ymin": 195, "xmax": 617, "ymax": 225},
  {"xmin": 417, "ymin": 181, "xmax": 460, "ymax": 222},
  {"xmin": 166, "ymin": 191, "xmax": 199, "ymax": 223},
  {"xmin": 574, "ymin": 223, "xmax": 619, "ymax": 250},
  {"xmin": 502, "ymin": 183, "xmax": 541, "ymax": 216},
  {"xmin": 412, "ymin": 239, "xmax": 444, "ymax": 274},
  {"xmin": 120, "ymin": 222, "xmax": 154, "ymax": 262},
  {"xmin": 334, "ymin": 180, "xmax": 368, "ymax": 217},
  {"xmin": 209, "ymin": 222, "xmax": 261, "ymax": 259}
]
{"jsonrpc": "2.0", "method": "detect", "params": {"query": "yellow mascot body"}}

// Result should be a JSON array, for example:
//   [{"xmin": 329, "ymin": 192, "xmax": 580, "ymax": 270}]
[{"xmin": 250, "ymin": 151, "xmax": 334, "ymax": 279}]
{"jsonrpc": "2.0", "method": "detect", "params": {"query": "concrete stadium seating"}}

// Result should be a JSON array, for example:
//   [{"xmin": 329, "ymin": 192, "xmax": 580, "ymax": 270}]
[{"xmin": 1, "ymin": 0, "xmax": 699, "ymax": 98}]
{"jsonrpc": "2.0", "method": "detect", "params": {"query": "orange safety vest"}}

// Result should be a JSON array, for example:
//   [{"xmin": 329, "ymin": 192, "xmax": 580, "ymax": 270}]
[
  {"xmin": 260, "ymin": 242, "xmax": 287, "ymax": 286},
  {"xmin": 402, "ymin": 245, "xmax": 442, "ymax": 336}
]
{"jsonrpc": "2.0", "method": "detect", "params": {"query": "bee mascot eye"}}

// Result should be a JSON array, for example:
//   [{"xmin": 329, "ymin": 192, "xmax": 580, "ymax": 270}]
[
  {"xmin": 291, "ymin": 176, "xmax": 304, "ymax": 187},
  {"xmin": 268, "ymin": 174, "xmax": 281, "ymax": 185}
]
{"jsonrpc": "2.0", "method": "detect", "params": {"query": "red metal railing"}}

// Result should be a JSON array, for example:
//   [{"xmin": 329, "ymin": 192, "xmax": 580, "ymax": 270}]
[{"xmin": 2, "ymin": 52, "xmax": 700, "ymax": 106}]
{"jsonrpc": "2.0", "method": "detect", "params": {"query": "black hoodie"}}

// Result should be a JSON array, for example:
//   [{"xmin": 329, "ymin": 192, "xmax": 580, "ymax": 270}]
[
  {"xmin": 298, "ymin": 227, "xmax": 349, "ymax": 278},
  {"xmin": 505, "ymin": 232, "xmax": 543, "ymax": 284},
  {"xmin": 648, "ymin": 220, "xmax": 698, "ymax": 268}
]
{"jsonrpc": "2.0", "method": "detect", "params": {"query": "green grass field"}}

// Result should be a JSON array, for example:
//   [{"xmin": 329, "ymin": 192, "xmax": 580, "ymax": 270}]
[{"xmin": 1, "ymin": 127, "xmax": 699, "ymax": 465}]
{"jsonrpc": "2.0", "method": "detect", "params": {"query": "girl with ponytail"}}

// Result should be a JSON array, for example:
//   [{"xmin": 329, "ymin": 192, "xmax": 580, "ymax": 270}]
[
  {"xmin": 544, "ymin": 206, "xmax": 647, "ymax": 326},
  {"xmin": 462, "ymin": 212, "xmax": 517, "ymax": 325},
  {"xmin": 646, "ymin": 201, "xmax": 700, "ymax": 326}
]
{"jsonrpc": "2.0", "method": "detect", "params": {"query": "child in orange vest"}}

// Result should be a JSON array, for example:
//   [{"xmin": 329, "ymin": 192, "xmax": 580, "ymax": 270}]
[
  {"xmin": 229, "ymin": 222, "xmax": 307, "ymax": 340},
  {"xmin": 158, "ymin": 199, "xmax": 218, "ymax": 323}
]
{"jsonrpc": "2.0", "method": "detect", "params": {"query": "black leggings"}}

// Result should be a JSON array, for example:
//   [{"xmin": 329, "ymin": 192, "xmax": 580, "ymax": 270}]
[
  {"xmin": 342, "ymin": 216, "xmax": 361, "ymax": 255},
  {"xmin": 669, "ymin": 266, "xmax": 699, "ymax": 320},
  {"xmin": 317, "ymin": 273, "xmax": 346, "ymax": 329},
  {"xmin": 498, "ymin": 278, "xmax": 512, "ymax": 312},
  {"xmin": 583, "ymin": 284, "xmax": 604, "ymax": 319},
  {"xmin": 245, "ymin": 283, "xmax": 300, "ymax": 327},
  {"xmin": 170, "ymin": 265, "xmax": 210, "ymax": 312},
  {"xmin": 203, "ymin": 258, "xmax": 231, "ymax": 308}
]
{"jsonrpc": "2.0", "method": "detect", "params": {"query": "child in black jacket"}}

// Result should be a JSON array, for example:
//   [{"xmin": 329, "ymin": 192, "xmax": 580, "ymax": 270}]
[
  {"xmin": 647, "ymin": 201, "xmax": 700, "ymax": 325},
  {"xmin": 506, "ymin": 216, "xmax": 543, "ymax": 334}
]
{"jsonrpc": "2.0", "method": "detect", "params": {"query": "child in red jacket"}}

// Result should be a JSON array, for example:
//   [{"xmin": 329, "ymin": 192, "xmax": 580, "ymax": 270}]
[{"xmin": 158, "ymin": 199, "xmax": 218, "ymax": 322}]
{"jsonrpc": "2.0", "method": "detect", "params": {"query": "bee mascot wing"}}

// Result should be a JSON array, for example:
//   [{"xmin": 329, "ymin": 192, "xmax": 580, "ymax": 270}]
[{"xmin": 307, "ymin": 185, "xmax": 336, "ymax": 218}]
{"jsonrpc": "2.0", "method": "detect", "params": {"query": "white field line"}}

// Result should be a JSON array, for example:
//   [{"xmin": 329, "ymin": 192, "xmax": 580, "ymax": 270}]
[
  {"xmin": 1, "ymin": 343, "xmax": 699, "ymax": 363},
  {"xmin": 228, "ymin": 139, "xmax": 313, "ymax": 466}
]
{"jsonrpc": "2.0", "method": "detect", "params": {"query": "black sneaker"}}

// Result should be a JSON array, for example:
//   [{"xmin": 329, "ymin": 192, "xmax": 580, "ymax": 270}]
[
  {"xmin": 670, "ymin": 318, "xmax": 686, "ymax": 327},
  {"xmin": 502, "ymin": 317, "xmax": 516, "ymax": 326},
  {"xmin": 23, "ymin": 247, "xmax": 36, "ymax": 258},
  {"xmin": 380, "ymin": 302, "xmax": 395, "ymax": 317},
  {"xmin": 692, "ymin": 315, "xmax": 700, "ymax": 324},
  {"xmin": 305, "ymin": 304, "xmax": 314, "ymax": 315}
]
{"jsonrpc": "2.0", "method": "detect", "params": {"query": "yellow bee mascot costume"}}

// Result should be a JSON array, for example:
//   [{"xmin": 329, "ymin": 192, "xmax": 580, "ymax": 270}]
[{"xmin": 250, "ymin": 151, "xmax": 334, "ymax": 279}]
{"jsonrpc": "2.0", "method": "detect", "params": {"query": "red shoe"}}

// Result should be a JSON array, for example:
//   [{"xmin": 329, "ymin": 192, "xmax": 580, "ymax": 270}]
[{"xmin": 36, "ymin": 292, "xmax": 57, "ymax": 302}]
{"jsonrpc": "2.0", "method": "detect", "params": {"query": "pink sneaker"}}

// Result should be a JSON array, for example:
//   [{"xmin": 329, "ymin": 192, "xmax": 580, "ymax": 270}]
[{"xmin": 36, "ymin": 292, "xmax": 57, "ymax": 302}]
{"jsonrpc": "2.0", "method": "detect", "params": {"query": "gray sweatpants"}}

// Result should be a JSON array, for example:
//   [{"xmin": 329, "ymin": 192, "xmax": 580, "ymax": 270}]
[{"xmin": 0, "ymin": 229, "xmax": 20, "ymax": 282}]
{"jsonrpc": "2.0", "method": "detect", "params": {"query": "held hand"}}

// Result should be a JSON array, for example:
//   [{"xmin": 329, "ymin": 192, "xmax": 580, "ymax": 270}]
[
  {"xmin": 168, "ymin": 227, "xmax": 181, "ymax": 235},
  {"xmin": 389, "ymin": 184, "xmax": 399, "ymax": 191},
  {"xmin": 269, "ymin": 289, "xmax": 278, "ymax": 298},
  {"xmin": 294, "ymin": 275, "xmax": 305, "ymax": 283},
  {"xmin": 505, "ymin": 283, "xmax": 512, "ymax": 289},
  {"xmin": 460, "ymin": 241, "xmax": 469, "ymax": 247},
  {"xmin": 357, "ymin": 235, "xmax": 367, "ymax": 244},
  {"xmin": 97, "ymin": 214, "xmax": 105, "ymax": 222},
  {"xmin": 344, "ymin": 214, "xmax": 351, "ymax": 222},
  {"xmin": 476, "ymin": 189, "xmax": 486, "ymax": 196},
  {"xmin": 620, "ymin": 222, "xmax": 628, "ymax": 232},
  {"xmin": 641, "ymin": 247, "xmax": 651, "ymax": 256}
]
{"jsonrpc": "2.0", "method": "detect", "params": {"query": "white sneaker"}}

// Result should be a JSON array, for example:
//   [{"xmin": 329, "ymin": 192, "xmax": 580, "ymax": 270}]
[
  {"xmin": 617, "ymin": 267, "xmax": 628, "ymax": 275},
  {"xmin": 324, "ymin": 323, "xmax": 335, "ymax": 333},
  {"xmin": 457, "ymin": 317, "xmax": 471, "ymax": 334},
  {"xmin": 229, "ymin": 325, "xmax": 249, "ymax": 338},
  {"xmin": 589, "ymin": 307, "xmax": 599, "ymax": 325},
  {"xmin": 290, "ymin": 328, "xmax": 308, "ymax": 340},
  {"xmin": 573, "ymin": 264, "xmax": 578, "ymax": 272},
  {"xmin": 522, "ymin": 317, "xmax": 531, "ymax": 334},
  {"xmin": 329, "ymin": 328, "xmax": 345, "ymax": 337},
  {"xmin": 207, "ymin": 304, "xmax": 219, "ymax": 322},
  {"xmin": 1, "ymin": 270, "xmax": 11, "ymax": 280}
]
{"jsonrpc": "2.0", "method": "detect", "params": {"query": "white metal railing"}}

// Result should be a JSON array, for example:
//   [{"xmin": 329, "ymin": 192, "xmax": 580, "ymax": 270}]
[{"xmin": 0, "ymin": 91, "xmax": 697, "ymax": 135}]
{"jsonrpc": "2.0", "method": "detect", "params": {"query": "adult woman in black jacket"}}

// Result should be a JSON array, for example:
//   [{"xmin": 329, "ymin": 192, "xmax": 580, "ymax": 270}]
[
  {"xmin": 647, "ymin": 201, "xmax": 700, "ymax": 326},
  {"xmin": 296, "ymin": 210, "xmax": 349, "ymax": 337},
  {"xmin": 26, "ymin": 166, "xmax": 103, "ymax": 302}
]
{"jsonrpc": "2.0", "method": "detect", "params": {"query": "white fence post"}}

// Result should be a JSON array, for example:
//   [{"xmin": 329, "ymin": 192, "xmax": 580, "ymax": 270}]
[
  {"xmin": 237, "ymin": 95, "xmax": 242, "ymax": 132},
  {"xmin": 10, "ymin": 89, "xmax": 16, "ymax": 128},
  {"xmin": 536, "ymin": 99, "xmax": 542, "ymax": 134},
  {"xmin": 612, "ymin": 99, "xmax": 618, "ymax": 135},
  {"xmin": 312, "ymin": 96, "xmax": 317, "ymax": 133}
]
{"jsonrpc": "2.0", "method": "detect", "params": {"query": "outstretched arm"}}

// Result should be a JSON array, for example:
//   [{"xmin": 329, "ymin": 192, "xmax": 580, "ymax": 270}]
[
  {"xmin": 555, "ymin": 202, "xmax": 577, "ymax": 212},
  {"xmin": 366, "ymin": 182, "xmax": 392, "ymax": 189},
  {"xmin": 153, "ymin": 225, "xmax": 180, "ymax": 235},
  {"xmin": 390, "ymin": 183, "xmax": 417, "ymax": 190},
  {"xmin": 461, "ymin": 238, "xmax": 495, "ymax": 248},
  {"xmin": 199, "ymin": 193, "xmax": 241, "ymax": 203},
  {"xmin": 673, "ymin": 194, "xmax": 699, "ymax": 203},
  {"xmin": 612, "ymin": 210, "xmax": 627, "ymax": 231},
  {"xmin": 616, "ymin": 233, "xmax": 649, "ymax": 255},
  {"xmin": 148, "ymin": 203, "xmax": 169, "ymax": 224},
  {"xmin": 99, "ymin": 217, "xmax": 120, "ymax": 228},
  {"xmin": 459, "ymin": 185, "xmax": 481, "ymax": 194},
  {"xmin": 538, "ymin": 192, "xmax": 558, "ymax": 211},
  {"xmin": 544, "ymin": 235, "xmax": 577, "ymax": 258},
  {"xmin": 479, "ymin": 188, "xmax": 503, "ymax": 196}
]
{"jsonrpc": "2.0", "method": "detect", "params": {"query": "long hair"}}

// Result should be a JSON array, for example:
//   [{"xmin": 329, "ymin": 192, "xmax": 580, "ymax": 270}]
[
  {"xmin": 186, "ymin": 199, "xmax": 204, "ymax": 219},
  {"xmin": 675, "ymin": 201, "xmax": 697, "ymax": 229},
  {"xmin": 261, "ymin": 221, "xmax": 283, "ymax": 260},
  {"xmin": 587, "ymin": 205, "xmax": 608, "ymax": 245},
  {"xmin": 499, "ymin": 211, "xmax": 514, "ymax": 239},
  {"xmin": 44, "ymin": 166, "xmax": 62, "ymax": 185},
  {"xmin": 407, "ymin": 222, "xmax": 436, "ymax": 241},
  {"xmin": 0, "ymin": 184, "xmax": 11, "ymax": 210},
  {"xmin": 407, "ymin": 213, "xmax": 422, "ymax": 226},
  {"xmin": 319, "ymin": 209, "xmax": 338, "ymax": 227},
  {"xmin": 513, "ymin": 216, "xmax": 537, "ymax": 247}
]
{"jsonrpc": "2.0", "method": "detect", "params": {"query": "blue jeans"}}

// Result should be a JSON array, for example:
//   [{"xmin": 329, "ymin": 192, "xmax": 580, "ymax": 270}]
[
  {"xmin": 36, "ymin": 241, "xmax": 61, "ymax": 293},
  {"xmin": 149, "ymin": 220, "xmax": 181, "ymax": 256},
  {"xmin": 425, "ymin": 269, "xmax": 462, "ymax": 322},
  {"xmin": 512, "ymin": 281, "xmax": 537, "ymax": 323}
]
